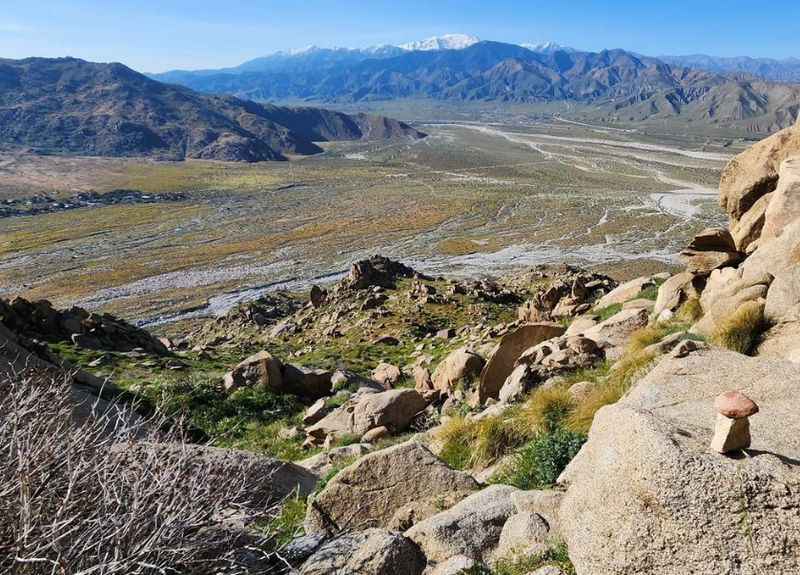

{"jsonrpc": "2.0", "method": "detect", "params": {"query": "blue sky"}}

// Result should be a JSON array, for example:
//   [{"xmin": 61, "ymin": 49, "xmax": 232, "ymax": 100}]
[{"xmin": 1, "ymin": 1, "xmax": 798, "ymax": 72}]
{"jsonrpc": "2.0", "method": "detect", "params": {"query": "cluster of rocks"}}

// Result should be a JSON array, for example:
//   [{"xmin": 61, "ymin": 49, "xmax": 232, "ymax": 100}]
[
  {"xmin": 652, "ymin": 118, "xmax": 800, "ymax": 358},
  {"xmin": 517, "ymin": 266, "xmax": 617, "ymax": 322},
  {"xmin": 289, "ymin": 441, "xmax": 567, "ymax": 575},
  {"xmin": 190, "ymin": 292, "xmax": 302, "ymax": 346},
  {"xmin": 0, "ymin": 296, "xmax": 168, "ymax": 355}
]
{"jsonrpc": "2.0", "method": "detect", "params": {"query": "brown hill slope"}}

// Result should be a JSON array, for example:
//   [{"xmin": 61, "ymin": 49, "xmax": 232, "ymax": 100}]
[{"xmin": 0, "ymin": 57, "xmax": 424, "ymax": 162}]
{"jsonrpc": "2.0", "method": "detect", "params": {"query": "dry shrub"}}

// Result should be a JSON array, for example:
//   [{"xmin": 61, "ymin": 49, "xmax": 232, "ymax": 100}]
[
  {"xmin": 0, "ymin": 368, "xmax": 287, "ymax": 575},
  {"xmin": 710, "ymin": 300, "xmax": 765, "ymax": 355}
]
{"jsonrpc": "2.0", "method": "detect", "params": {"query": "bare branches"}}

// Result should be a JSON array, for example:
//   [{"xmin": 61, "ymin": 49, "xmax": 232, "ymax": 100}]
[{"xmin": 0, "ymin": 368, "xmax": 287, "ymax": 574}]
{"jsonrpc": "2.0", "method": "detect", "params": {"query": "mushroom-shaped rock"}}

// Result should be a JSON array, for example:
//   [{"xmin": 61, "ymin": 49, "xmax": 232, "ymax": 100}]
[
  {"xmin": 714, "ymin": 390, "xmax": 760, "ymax": 419},
  {"xmin": 710, "ymin": 391, "xmax": 759, "ymax": 454}
]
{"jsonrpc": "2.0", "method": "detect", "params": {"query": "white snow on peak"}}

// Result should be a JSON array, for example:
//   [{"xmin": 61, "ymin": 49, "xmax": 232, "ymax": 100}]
[
  {"xmin": 399, "ymin": 34, "xmax": 480, "ymax": 52},
  {"xmin": 521, "ymin": 41, "xmax": 566, "ymax": 53}
]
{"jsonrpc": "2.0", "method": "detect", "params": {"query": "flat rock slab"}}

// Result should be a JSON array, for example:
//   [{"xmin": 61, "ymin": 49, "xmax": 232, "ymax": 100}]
[{"xmin": 559, "ymin": 349, "xmax": 800, "ymax": 575}]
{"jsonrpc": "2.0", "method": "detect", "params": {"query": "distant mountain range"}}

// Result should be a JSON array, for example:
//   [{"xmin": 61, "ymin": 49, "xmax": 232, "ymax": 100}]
[
  {"xmin": 0, "ymin": 57, "xmax": 424, "ymax": 162},
  {"xmin": 151, "ymin": 38, "xmax": 800, "ymax": 133},
  {"xmin": 659, "ymin": 54, "xmax": 800, "ymax": 84}
]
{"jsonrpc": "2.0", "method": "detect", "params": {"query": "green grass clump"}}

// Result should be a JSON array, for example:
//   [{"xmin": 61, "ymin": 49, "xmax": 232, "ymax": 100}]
[
  {"xmin": 710, "ymin": 300, "xmax": 765, "ymax": 355},
  {"xmin": 495, "ymin": 427, "xmax": 587, "ymax": 489},
  {"xmin": 594, "ymin": 303, "xmax": 622, "ymax": 322},
  {"xmin": 263, "ymin": 494, "xmax": 307, "ymax": 548},
  {"xmin": 514, "ymin": 385, "xmax": 576, "ymax": 434}
]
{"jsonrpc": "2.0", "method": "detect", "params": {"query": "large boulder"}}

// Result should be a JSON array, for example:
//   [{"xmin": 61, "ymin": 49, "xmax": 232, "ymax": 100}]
[
  {"xmin": 372, "ymin": 362, "xmax": 402, "ymax": 388},
  {"xmin": 299, "ymin": 528, "xmax": 425, "ymax": 575},
  {"xmin": 479, "ymin": 323, "xmax": 566, "ymax": 404},
  {"xmin": 559, "ymin": 349, "xmax": 800, "ymax": 574},
  {"xmin": 679, "ymin": 227, "xmax": 741, "ymax": 275},
  {"xmin": 305, "ymin": 389, "xmax": 427, "ymax": 444},
  {"xmin": 431, "ymin": 348, "xmax": 485, "ymax": 393},
  {"xmin": 761, "ymin": 156, "xmax": 800, "ymax": 243},
  {"xmin": 223, "ymin": 351, "xmax": 283, "ymax": 392},
  {"xmin": 594, "ymin": 276, "xmax": 654, "ymax": 309},
  {"xmin": 305, "ymin": 441, "xmax": 478, "ymax": 534},
  {"xmin": 692, "ymin": 267, "xmax": 771, "ymax": 337},
  {"xmin": 581, "ymin": 307, "xmax": 649, "ymax": 359},
  {"xmin": 116, "ymin": 442, "xmax": 318, "ymax": 509},
  {"xmin": 719, "ymin": 122, "xmax": 800, "ymax": 224},
  {"xmin": 405, "ymin": 484, "xmax": 519, "ymax": 563},
  {"xmin": 282, "ymin": 364, "xmax": 334, "ymax": 400},
  {"xmin": 652, "ymin": 272, "xmax": 705, "ymax": 321}
]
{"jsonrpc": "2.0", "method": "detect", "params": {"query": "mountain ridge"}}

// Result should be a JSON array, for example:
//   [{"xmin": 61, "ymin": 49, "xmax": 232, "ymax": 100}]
[
  {"xmin": 151, "ymin": 41, "xmax": 800, "ymax": 133},
  {"xmin": 0, "ymin": 57, "xmax": 425, "ymax": 162}
]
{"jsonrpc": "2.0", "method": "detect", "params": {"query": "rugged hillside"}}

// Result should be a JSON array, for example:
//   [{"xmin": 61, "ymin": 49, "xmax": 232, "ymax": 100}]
[
  {"xmin": 153, "ymin": 42, "xmax": 800, "ymax": 132},
  {"xmin": 6, "ymin": 114, "xmax": 800, "ymax": 574},
  {"xmin": 0, "ymin": 57, "xmax": 424, "ymax": 162}
]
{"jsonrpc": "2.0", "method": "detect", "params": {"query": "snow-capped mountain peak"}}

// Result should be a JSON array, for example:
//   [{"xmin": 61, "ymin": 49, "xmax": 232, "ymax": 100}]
[
  {"xmin": 521, "ymin": 41, "xmax": 569, "ymax": 54},
  {"xmin": 399, "ymin": 34, "xmax": 480, "ymax": 52}
]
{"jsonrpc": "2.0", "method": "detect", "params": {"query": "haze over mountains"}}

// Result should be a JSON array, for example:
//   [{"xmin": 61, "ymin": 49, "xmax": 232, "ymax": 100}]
[
  {"xmin": 152, "ymin": 36, "xmax": 800, "ymax": 133},
  {"xmin": 0, "ymin": 57, "xmax": 424, "ymax": 162}
]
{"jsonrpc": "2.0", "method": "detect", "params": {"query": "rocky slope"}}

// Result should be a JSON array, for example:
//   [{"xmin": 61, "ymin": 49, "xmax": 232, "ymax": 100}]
[
  {"xmin": 0, "ymin": 57, "xmax": 424, "ymax": 161},
  {"xmin": 153, "ymin": 42, "xmax": 800, "ymax": 132},
  {"xmin": 5, "ymin": 120, "xmax": 800, "ymax": 573}
]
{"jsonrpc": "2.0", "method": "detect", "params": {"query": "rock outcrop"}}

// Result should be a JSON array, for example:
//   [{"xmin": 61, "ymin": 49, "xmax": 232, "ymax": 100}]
[
  {"xmin": 299, "ymin": 528, "xmax": 426, "ymax": 575},
  {"xmin": 0, "ymin": 296, "xmax": 168, "ymax": 355},
  {"xmin": 305, "ymin": 389, "xmax": 427, "ymax": 444},
  {"xmin": 479, "ymin": 323, "xmax": 566, "ymax": 404},
  {"xmin": 305, "ymin": 441, "xmax": 478, "ymax": 534},
  {"xmin": 404, "ymin": 484, "xmax": 519, "ymax": 563},
  {"xmin": 559, "ymin": 349, "xmax": 800, "ymax": 574}
]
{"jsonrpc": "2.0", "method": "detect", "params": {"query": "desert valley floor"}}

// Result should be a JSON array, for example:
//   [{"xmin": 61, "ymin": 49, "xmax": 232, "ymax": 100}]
[{"xmin": 0, "ymin": 116, "xmax": 741, "ymax": 328}]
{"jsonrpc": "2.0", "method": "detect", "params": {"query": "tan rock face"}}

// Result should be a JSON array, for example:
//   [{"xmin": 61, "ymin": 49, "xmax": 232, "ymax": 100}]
[
  {"xmin": 692, "ymin": 267, "xmax": 771, "ymax": 337},
  {"xmin": 761, "ymin": 156, "xmax": 800, "ymax": 242},
  {"xmin": 719, "ymin": 123, "xmax": 800, "ymax": 222},
  {"xmin": 305, "ymin": 441, "xmax": 478, "ymax": 534},
  {"xmin": 558, "ymin": 349, "xmax": 800, "ymax": 575},
  {"xmin": 593, "ymin": 276, "xmax": 654, "ymax": 310},
  {"xmin": 679, "ymin": 227, "xmax": 742, "ymax": 275},
  {"xmin": 478, "ymin": 323, "xmax": 566, "ymax": 404},
  {"xmin": 653, "ymin": 272, "xmax": 704, "ymax": 321},
  {"xmin": 431, "ymin": 348, "xmax": 485, "ymax": 393}
]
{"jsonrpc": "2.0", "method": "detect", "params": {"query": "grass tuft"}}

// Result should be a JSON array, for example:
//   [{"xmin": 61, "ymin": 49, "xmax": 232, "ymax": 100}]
[
  {"xmin": 566, "ymin": 350, "xmax": 656, "ymax": 434},
  {"xmin": 710, "ymin": 300, "xmax": 765, "ymax": 355}
]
